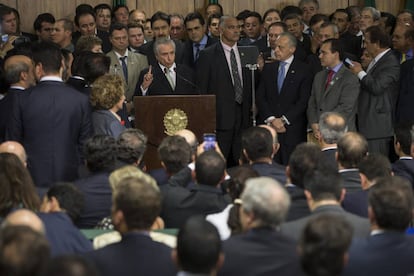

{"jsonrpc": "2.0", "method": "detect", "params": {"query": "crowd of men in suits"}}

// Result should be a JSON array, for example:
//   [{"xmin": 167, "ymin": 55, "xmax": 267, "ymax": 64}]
[{"xmin": 1, "ymin": 1, "xmax": 414, "ymax": 275}]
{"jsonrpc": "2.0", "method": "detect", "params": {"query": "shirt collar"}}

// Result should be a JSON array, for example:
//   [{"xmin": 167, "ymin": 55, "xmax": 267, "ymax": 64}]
[
  {"xmin": 158, "ymin": 62, "xmax": 176, "ymax": 73},
  {"xmin": 329, "ymin": 62, "xmax": 343, "ymax": 73},
  {"xmin": 114, "ymin": 49, "xmax": 129, "ymax": 59},
  {"xmin": 40, "ymin": 76, "xmax": 63, "ymax": 82},
  {"xmin": 196, "ymin": 35, "xmax": 208, "ymax": 47},
  {"xmin": 281, "ymin": 54, "xmax": 294, "ymax": 66},
  {"xmin": 373, "ymin": 48, "xmax": 391, "ymax": 64}
]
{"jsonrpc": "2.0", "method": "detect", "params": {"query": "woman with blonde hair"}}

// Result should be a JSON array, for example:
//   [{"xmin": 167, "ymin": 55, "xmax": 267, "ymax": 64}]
[{"xmin": 90, "ymin": 74, "xmax": 126, "ymax": 138}]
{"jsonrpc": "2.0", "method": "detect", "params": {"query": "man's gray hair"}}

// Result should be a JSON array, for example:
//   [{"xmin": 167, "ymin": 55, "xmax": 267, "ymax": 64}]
[
  {"xmin": 362, "ymin": 7, "xmax": 381, "ymax": 21},
  {"xmin": 319, "ymin": 112, "xmax": 348, "ymax": 144},
  {"xmin": 241, "ymin": 177, "xmax": 290, "ymax": 227},
  {"xmin": 154, "ymin": 37, "xmax": 176, "ymax": 55}
]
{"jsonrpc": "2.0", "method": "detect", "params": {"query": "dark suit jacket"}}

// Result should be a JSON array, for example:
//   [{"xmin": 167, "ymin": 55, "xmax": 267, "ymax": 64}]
[
  {"xmin": 92, "ymin": 110, "xmax": 126, "ymax": 138},
  {"xmin": 257, "ymin": 57, "xmax": 312, "ymax": 164},
  {"xmin": 286, "ymin": 185, "xmax": 311, "ymax": 222},
  {"xmin": 66, "ymin": 76, "xmax": 89, "ymax": 95},
  {"xmin": 218, "ymin": 227, "xmax": 305, "ymax": 276},
  {"xmin": 396, "ymin": 59, "xmax": 414, "ymax": 123},
  {"xmin": 160, "ymin": 183, "xmax": 230, "ymax": 228},
  {"xmin": 343, "ymin": 232, "xmax": 414, "ymax": 276},
  {"xmin": 357, "ymin": 50, "xmax": 400, "ymax": 140},
  {"xmin": 392, "ymin": 158, "xmax": 414, "ymax": 188},
  {"xmin": 84, "ymin": 232, "xmax": 176, "ymax": 276},
  {"xmin": 134, "ymin": 63, "xmax": 197, "ymax": 96},
  {"xmin": 74, "ymin": 172, "xmax": 112, "ymax": 229},
  {"xmin": 138, "ymin": 39, "xmax": 186, "ymax": 66},
  {"xmin": 38, "ymin": 212, "xmax": 92, "ymax": 256},
  {"xmin": 307, "ymin": 64, "xmax": 360, "ymax": 131},
  {"xmin": 250, "ymin": 161, "xmax": 286, "ymax": 184},
  {"xmin": 339, "ymin": 169, "xmax": 362, "ymax": 193},
  {"xmin": 321, "ymin": 147, "xmax": 338, "ymax": 170},
  {"xmin": 342, "ymin": 189, "xmax": 368, "ymax": 217},
  {"xmin": 280, "ymin": 204, "xmax": 370, "ymax": 241},
  {"xmin": 0, "ymin": 87, "xmax": 24, "ymax": 143},
  {"xmin": 183, "ymin": 35, "xmax": 218, "ymax": 69},
  {"xmin": 6, "ymin": 80, "xmax": 91, "ymax": 188},
  {"xmin": 197, "ymin": 42, "xmax": 252, "ymax": 131}
]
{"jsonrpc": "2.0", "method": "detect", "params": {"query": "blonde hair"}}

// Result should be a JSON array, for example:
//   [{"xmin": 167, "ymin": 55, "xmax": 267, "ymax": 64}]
[
  {"xmin": 90, "ymin": 74, "xmax": 125, "ymax": 110},
  {"xmin": 109, "ymin": 165, "xmax": 158, "ymax": 192}
]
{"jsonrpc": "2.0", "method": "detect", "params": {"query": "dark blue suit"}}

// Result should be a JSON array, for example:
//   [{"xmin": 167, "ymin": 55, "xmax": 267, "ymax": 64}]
[
  {"xmin": 251, "ymin": 161, "xmax": 286, "ymax": 184},
  {"xmin": 218, "ymin": 227, "xmax": 305, "ymax": 276},
  {"xmin": 396, "ymin": 59, "xmax": 414, "ymax": 123},
  {"xmin": 160, "ymin": 183, "xmax": 230, "ymax": 228},
  {"xmin": 38, "ymin": 212, "xmax": 92, "ymax": 256},
  {"xmin": 392, "ymin": 158, "xmax": 414, "ymax": 188},
  {"xmin": 285, "ymin": 185, "xmax": 311, "ymax": 222},
  {"xmin": 84, "ymin": 232, "xmax": 176, "ymax": 276},
  {"xmin": 257, "ymin": 57, "xmax": 312, "ymax": 165},
  {"xmin": 6, "ymin": 80, "xmax": 91, "ymax": 188},
  {"xmin": 74, "ymin": 172, "xmax": 112, "ymax": 228},
  {"xmin": 343, "ymin": 232, "xmax": 414, "ymax": 276},
  {"xmin": 339, "ymin": 169, "xmax": 362, "ymax": 193},
  {"xmin": 342, "ymin": 189, "xmax": 368, "ymax": 217},
  {"xmin": 0, "ymin": 87, "xmax": 25, "ymax": 143}
]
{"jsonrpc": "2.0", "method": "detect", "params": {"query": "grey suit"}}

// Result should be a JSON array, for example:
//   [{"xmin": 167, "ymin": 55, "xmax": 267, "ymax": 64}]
[
  {"xmin": 357, "ymin": 50, "xmax": 400, "ymax": 154},
  {"xmin": 107, "ymin": 50, "xmax": 148, "ymax": 101},
  {"xmin": 280, "ymin": 204, "xmax": 370, "ymax": 241},
  {"xmin": 92, "ymin": 110, "xmax": 126, "ymax": 138},
  {"xmin": 307, "ymin": 64, "xmax": 360, "ymax": 131}
]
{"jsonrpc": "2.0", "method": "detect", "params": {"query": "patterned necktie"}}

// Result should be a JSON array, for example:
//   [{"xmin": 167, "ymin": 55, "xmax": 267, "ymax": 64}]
[
  {"xmin": 401, "ymin": 53, "xmax": 406, "ymax": 64},
  {"xmin": 163, "ymin": 67, "xmax": 175, "ymax": 90},
  {"xmin": 194, "ymin": 43, "xmax": 200, "ymax": 61},
  {"xmin": 119, "ymin": 56, "xmax": 128, "ymax": 83},
  {"xmin": 325, "ymin": 70, "xmax": 335, "ymax": 90},
  {"xmin": 277, "ymin": 61, "xmax": 286, "ymax": 93},
  {"xmin": 230, "ymin": 48, "xmax": 243, "ymax": 104}
]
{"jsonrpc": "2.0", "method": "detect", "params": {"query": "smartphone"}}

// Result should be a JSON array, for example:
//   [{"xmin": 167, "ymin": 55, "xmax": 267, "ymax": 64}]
[
  {"xmin": 344, "ymin": 58, "xmax": 354, "ymax": 67},
  {"xmin": 1, "ymin": 34, "xmax": 8, "ymax": 43},
  {"xmin": 203, "ymin": 133, "xmax": 216, "ymax": 151}
]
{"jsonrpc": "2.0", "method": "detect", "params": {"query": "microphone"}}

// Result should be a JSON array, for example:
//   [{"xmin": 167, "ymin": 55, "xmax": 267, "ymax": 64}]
[{"xmin": 173, "ymin": 67, "xmax": 200, "ymax": 94}]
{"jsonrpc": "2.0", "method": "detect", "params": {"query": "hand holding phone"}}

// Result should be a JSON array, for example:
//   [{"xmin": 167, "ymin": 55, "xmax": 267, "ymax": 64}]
[
  {"xmin": 203, "ymin": 133, "xmax": 216, "ymax": 151},
  {"xmin": 344, "ymin": 58, "xmax": 354, "ymax": 67}
]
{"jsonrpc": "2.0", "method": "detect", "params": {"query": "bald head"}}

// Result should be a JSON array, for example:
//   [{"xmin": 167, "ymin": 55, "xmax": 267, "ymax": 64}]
[
  {"xmin": 4, "ymin": 55, "xmax": 36, "ymax": 88},
  {"xmin": 337, "ymin": 132, "xmax": 368, "ymax": 168},
  {"xmin": 175, "ymin": 129, "xmax": 198, "ymax": 158},
  {"xmin": 3, "ymin": 209, "xmax": 45, "ymax": 234},
  {"xmin": 0, "ymin": 141, "xmax": 27, "ymax": 166}
]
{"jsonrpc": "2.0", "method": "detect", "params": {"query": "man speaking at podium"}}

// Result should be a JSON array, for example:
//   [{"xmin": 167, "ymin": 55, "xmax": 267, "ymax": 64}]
[{"xmin": 134, "ymin": 38, "xmax": 197, "ymax": 96}]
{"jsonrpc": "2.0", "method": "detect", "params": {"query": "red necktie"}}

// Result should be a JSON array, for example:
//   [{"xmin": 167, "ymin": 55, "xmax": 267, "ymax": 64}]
[{"xmin": 325, "ymin": 70, "xmax": 335, "ymax": 90}]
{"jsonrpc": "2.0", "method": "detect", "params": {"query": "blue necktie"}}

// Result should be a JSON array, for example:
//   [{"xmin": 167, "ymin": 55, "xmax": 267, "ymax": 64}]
[
  {"xmin": 194, "ymin": 43, "xmax": 200, "ymax": 61},
  {"xmin": 277, "ymin": 61, "xmax": 286, "ymax": 93},
  {"xmin": 120, "ymin": 56, "xmax": 128, "ymax": 83}
]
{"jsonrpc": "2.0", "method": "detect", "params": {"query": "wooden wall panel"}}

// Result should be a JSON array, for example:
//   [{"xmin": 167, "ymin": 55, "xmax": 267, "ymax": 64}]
[{"xmin": 4, "ymin": 0, "xmax": 406, "ymax": 34}]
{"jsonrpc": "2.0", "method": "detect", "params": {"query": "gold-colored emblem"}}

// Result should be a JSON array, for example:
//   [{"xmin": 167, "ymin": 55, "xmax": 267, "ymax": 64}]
[{"xmin": 163, "ymin": 108, "xmax": 188, "ymax": 136}]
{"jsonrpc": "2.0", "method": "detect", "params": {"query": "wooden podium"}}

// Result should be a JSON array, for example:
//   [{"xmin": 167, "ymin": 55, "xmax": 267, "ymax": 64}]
[{"xmin": 134, "ymin": 95, "xmax": 216, "ymax": 170}]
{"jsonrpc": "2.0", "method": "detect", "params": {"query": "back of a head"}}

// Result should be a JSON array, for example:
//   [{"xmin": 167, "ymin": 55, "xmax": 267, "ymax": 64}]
[
  {"xmin": 196, "ymin": 151, "xmax": 226, "ymax": 187},
  {"xmin": 394, "ymin": 123, "xmax": 413, "ymax": 156},
  {"xmin": 117, "ymin": 129, "xmax": 148, "ymax": 165},
  {"xmin": 337, "ymin": 132, "xmax": 368, "ymax": 168},
  {"xmin": 288, "ymin": 143, "xmax": 323, "ymax": 188},
  {"xmin": 319, "ymin": 112, "xmax": 347, "ymax": 144},
  {"xmin": 368, "ymin": 176, "xmax": 414, "ymax": 232},
  {"xmin": 46, "ymin": 183, "xmax": 84, "ymax": 223},
  {"xmin": 109, "ymin": 165, "xmax": 157, "ymax": 191},
  {"xmin": 31, "ymin": 41, "xmax": 62, "ymax": 74},
  {"xmin": 242, "ymin": 126, "xmax": 273, "ymax": 161},
  {"xmin": 3, "ymin": 209, "xmax": 45, "ymax": 234},
  {"xmin": 158, "ymin": 135, "xmax": 191, "ymax": 174},
  {"xmin": 241, "ymin": 177, "xmax": 290, "ymax": 228},
  {"xmin": 358, "ymin": 154, "xmax": 392, "ymax": 182},
  {"xmin": 304, "ymin": 169, "xmax": 343, "ymax": 202},
  {"xmin": 44, "ymin": 255, "xmax": 98, "ymax": 276},
  {"xmin": 82, "ymin": 52, "xmax": 110, "ymax": 83},
  {"xmin": 176, "ymin": 216, "xmax": 221, "ymax": 274},
  {"xmin": 299, "ymin": 214, "xmax": 353, "ymax": 276},
  {"xmin": 0, "ymin": 225, "xmax": 50, "ymax": 276},
  {"xmin": 113, "ymin": 176, "xmax": 161, "ymax": 231},
  {"xmin": 84, "ymin": 135, "xmax": 117, "ymax": 173}
]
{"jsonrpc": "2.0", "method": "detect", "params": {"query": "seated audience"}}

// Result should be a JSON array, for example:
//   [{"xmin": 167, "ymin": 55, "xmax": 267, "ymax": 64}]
[
  {"xmin": 116, "ymin": 128, "xmax": 148, "ymax": 169},
  {"xmin": 44, "ymin": 255, "xmax": 98, "ymax": 276}
]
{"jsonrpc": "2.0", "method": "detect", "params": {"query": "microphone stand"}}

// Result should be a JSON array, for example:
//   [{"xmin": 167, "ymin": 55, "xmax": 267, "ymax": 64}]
[{"xmin": 245, "ymin": 63, "xmax": 259, "ymax": 126}]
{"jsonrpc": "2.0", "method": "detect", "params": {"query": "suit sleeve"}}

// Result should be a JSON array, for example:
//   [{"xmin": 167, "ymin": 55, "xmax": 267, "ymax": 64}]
[
  {"xmin": 134, "ymin": 68, "xmax": 148, "ymax": 97},
  {"xmin": 284, "ymin": 65, "xmax": 312, "ymax": 124},
  {"xmin": 5, "ymin": 93, "xmax": 23, "ymax": 142},
  {"xmin": 360, "ymin": 56, "xmax": 400, "ymax": 97},
  {"xmin": 196, "ymin": 50, "xmax": 211, "ymax": 94},
  {"xmin": 256, "ymin": 63, "xmax": 276, "ymax": 121},
  {"xmin": 306, "ymin": 78, "xmax": 319, "ymax": 125},
  {"xmin": 78, "ymin": 96, "xmax": 92, "ymax": 161},
  {"xmin": 332, "ymin": 74, "xmax": 360, "ymax": 118}
]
